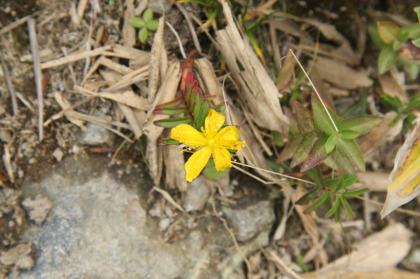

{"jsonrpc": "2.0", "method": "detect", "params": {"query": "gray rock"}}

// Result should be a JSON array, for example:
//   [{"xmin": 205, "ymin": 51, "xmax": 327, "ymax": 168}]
[
  {"xmin": 78, "ymin": 122, "xmax": 114, "ymax": 146},
  {"xmin": 222, "ymin": 201, "xmax": 275, "ymax": 242},
  {"xmin": 183, "ymin": 175, "xmax": 211, "ymax": 212}
]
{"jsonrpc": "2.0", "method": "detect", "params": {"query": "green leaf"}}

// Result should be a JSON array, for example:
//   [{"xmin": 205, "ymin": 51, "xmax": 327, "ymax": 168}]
[
  {"xmin": 415, "ymin": 7, "xmax": 420, "ymax": 22},
  {"xmin": 290, "ymin": 132, "xmax": 318, "ymax": 168},
  {"xmin": 139, "ymin": 27, "xmax": 148, "ymax": 43},
  {"xmin": 337, "ymin": 138, "xmax": 365, "ymax": 172},
  {"xmin": 338, "ymin": 129, "xmax": 361, "ymax": 140},
  {"xmin": 160, "ymin": 137, "xmax": 180, "ymax": 145},
  {"xmin": 204, "ymin": 159, "xmax": 230, "ymax": 180},
  {"xmin": 143, "ymin": 8, "xmax": 154, "ymax": 22},
  {"xmin": 129, "ymin": 17, "xmax": 145, "ymax": 28},
  {"xmin": 296, "ymin": 188, "xmax": 320, "ymax": 205},
  {"xmin": 147, "ymin": 20, "xmax": 159, "ymax": 31},
  {"xmin": 400, "ymin": 23, "xmax": 420, "ymax": 40},
  {"xmin": 326, "ymin": 195, "xmax": 341, "ymax": 218},
  {"xmin": 378, "ymin": 45, "xmax": 399, "ymax": 74},
  {"xmin": 272, "ymin": 131, "xmax": 283, "ymax": 147},
  {"xmin": 304, "ymin": 192, "xmax": 330, "ymax": 213},
  {"xmin": 325, "ymin": 134, "xmax": 337, "ymax": 154},
  {"xmin": 154, "ymin": 106, "xmax": 188, "ymax": 115},
  {"xmin": 301, "ymin": 135, "xmax": 331, "ymax": 172},
  {"xmin": 377, "ymin": 21, "xmax": 401, "ymax": 44},
  {"xmin": 339, "ymin": 174, "xmax": 359, "ymax": 189},
  {"xmin": 368, "ymin": 24, "xmax": 387, "ymax": 48},
  {"xmin": 154, "ymin": 116, "xmax": 192, "ymax": 128},
  {"xmin": 341, "ymin": 197, "xmax": 354, "ymax": 219},
  {"xmin": 311, "ymin": 93, "xmax": 338, "ymax": 135},
  {"xmin": 343, "ymin": 188, "xmax": 368, "ymax": 197},
  {"xmin": 339, "ymin": 115, "xmax": 382, "ymax": 135}
]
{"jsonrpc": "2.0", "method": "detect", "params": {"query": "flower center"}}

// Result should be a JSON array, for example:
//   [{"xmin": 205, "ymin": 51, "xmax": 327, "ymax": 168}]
[{"xmin": 208, "ymin": 138, "xmax": 215, "ymax": 147}]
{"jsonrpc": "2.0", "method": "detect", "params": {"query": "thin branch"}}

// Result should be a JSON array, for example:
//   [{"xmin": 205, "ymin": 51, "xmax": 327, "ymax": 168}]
[
  {"xmin": 175, "ymin": 3, "xmax": 202, "ymax": 55},
  {"xmin": 28, "ymin": 18, "xmax": 44, "ymax": 141},
  {"xmin": 165, "ymin": 21, "xmax": 186, "ymax": 59}
]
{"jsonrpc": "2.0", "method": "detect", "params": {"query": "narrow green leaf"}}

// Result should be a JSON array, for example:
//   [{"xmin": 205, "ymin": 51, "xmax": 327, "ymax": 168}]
[
  {"xmin": 139, "ymin": 27, "xmax": 148, "ymax": 43},
  {"xmin": 340, "ymin": 197, "xmax": 354, "ymax": 219},
  {"xmin": 295, "ymin": 188, "xmax": 320, "ymax": 205},
  {"xmin": 326, "ymin": 195, "xmax": 341, "ymax": 218},
  {"xmin": 129, "ymin": 17, "xmax": 145, "ymax": 28},
  {"xmin": 154, "ymin": 107, "xmax": 188, "ymax": 115},
  {"xmin": 204, "ymin": 160, "xmax": 230, "ymax": 180},
  {"xmin": 334, "ymin": 203, "xmax": 342, "ymax": 221},
  {"xmin": 343, "ymin": 188, "xmax": 368, "ymax": 197},
  {"xmin": 337, "ymin": 138, "xmax": 365, "ymax": 172},
  {"xmin": 378, "ymin": 45, "xmax": 399, "ymax": 74},
  {"xmin": 301, "ymin": 135, "xmax": 331, "ymax": 172},
  {"xmin": 304, "ymin": 192, "xmax": 330, "ymax": 213},
  {"xmin": 311, "ymin": 93, "xmax": 338, "ymax": 135},
  {"xmin": 290, "ymin": 132, "xmax": 318, "ymax": 168},
  {"xmin": 325, "ymin": 134, "xmax": 337, "ymax": 153},
  {"xmin": 160, "ymin": 138, "xmax": 180, "ymax": 145},
  {"xmin": 338, "ymin": 129, "xmax": 361, "ymax": 140},
  {"xmin": 193, "ymin": 94, "xmax": 203, "ymax": 126},
  {"xmin": 143, "ymin": 8, "xmax": 154, "ymax": 22},
  {"xmin": 400, "ymin": 23, "xmax": 420, "ymax": 40},
  {"xmin": 339, "ymin": 115, "xmax": 382, "ymax": 135},
  {"xmin": 273, "ymin": 131, "xmax": 283, "ymax": 147},
  {"xmin": 340, "ymin": 174, "xmax": 359, "ymax": 189},
  {"xmin": 154, "ymin": 116, "xmax": 192, "ymax": 128},
  {"xmin": 368, "ymin": 24, "xmax": 387, "ymax": 48}
]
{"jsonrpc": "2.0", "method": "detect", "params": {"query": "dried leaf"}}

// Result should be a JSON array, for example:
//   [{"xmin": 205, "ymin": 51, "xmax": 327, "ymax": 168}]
[{"xmin": 381, "ymin": 119, "xmax": 420, "ymax": 218}]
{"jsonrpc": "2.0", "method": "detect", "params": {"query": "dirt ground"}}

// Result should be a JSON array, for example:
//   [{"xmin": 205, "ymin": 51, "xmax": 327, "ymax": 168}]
[{"xmin": 1, "ymin": 0, "xmax": 420, "ymax": 278}]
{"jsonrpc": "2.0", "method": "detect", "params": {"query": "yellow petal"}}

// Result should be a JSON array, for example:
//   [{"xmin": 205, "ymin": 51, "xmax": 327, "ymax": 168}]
[
  {"xmin": 185, "ymin": 146, "xmax": 212, "ymax": 182},
  {"xmin": 171, "ymin": 124, "xmax": 207, "ymax": 147},
  {"xmin": 205, "ymin": 109, "xmax": 225, "ymax": 137},
  {"xmin": 212, "ymin": 147, "xmax": 232, "ymax": 171},
  {"xmin": 215, "ymin": 126, "xmax": 244, "ymax": 150}
]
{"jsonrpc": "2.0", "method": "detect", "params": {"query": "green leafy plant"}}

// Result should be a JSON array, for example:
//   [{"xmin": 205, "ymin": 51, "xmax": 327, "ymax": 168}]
[
  {"xmin": 369, "ymin": 10, "xmax": 420, "ymax": 78},
  {"xmin": 277, "ymin": 93, "xmax": 382, "ymax": 174},
  {"xmin": 178, "ymin": 0, "xmax": 223, "ymax": 29},
  {"xmin": 129, "ymin": 8, "xmax": 159, "ymax": 43},
  {"xmin": 296, "ymin": 168, "xmax": 367, "ymax": 220},
  {"xmin": 379, "ymin": 94, "xmax": 420, "ymax": 133}
]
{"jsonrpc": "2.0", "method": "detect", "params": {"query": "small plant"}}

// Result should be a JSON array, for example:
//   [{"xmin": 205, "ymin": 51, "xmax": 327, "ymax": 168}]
[
  {"xmin": 277, "ymin": 93, "xmax": 382, "ymax": 174},
  {"xmin": 296, "ymin": 168, "xmax": 367, "ymax": 220},
  {"xmin": 369, "ymin": 8, "xmax": 420, "ymax": 78},
  {"xmin": 130, "ymin": 8, "xmax": 159, "ymax": 43},
  {"xmin": 153, "ymin": 55, "xmax": 243, "ymax": 182}
]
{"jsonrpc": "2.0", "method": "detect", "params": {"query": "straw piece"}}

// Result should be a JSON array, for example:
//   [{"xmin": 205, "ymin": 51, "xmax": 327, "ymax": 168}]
[
  {"xmin": 0, "ymin": 14, "xmax": 32, "ymax": 36},
  {"xmin": 0, "ymin": 51, "xmax": 18, "ymax": 116},
  {"xmin": 28, "ymin": 18, "xmax": 44, "ymax": 141},
  {"xmin": 3, "ymin": 145, "xmax": 15, "ymax": 183},
  {"xmin": 40, "ymin": 45, "xmax": 112, "ymax": 69}
]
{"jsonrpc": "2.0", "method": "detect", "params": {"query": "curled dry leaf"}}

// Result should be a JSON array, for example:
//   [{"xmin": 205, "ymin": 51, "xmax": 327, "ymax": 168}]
[{"xmin": 216, "ymin": 0, "xmax": 289, "ymax": 137}]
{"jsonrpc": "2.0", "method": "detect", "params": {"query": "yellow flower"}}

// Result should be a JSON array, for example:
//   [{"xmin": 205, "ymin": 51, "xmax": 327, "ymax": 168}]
[{"xmin": 170, "ymin": 109, "xmax": 244, "ymax": 182}]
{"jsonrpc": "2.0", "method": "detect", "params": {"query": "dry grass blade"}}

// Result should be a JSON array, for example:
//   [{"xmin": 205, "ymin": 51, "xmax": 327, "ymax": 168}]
[
  {"xmin": 264, "ymin": 249, "xmax": 302, "ymax": 279},
  {"xmin": 0, "ymin": 50, "xmax": 18, "ymax": 116},
  {"xmin": 153, "ymin": 186, "xmax": 184, "ymax": 212},
  {"xmin": 27, "ymin": 18, "xmax": 44, "ymax": 141},
  {"xmin": 2, "ymin": 145, "xmax": 15, "ymax": 183}
]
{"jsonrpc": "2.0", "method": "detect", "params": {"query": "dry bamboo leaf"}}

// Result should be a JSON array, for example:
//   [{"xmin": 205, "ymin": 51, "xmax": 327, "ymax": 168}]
[
  {"xmin": 313, "ymin": 223, "xmax": 412, "ymax": 274},
  {"xmin": 194, "ymin": 58, "xmax": 224, "ymax": 105},
  {"xmin": 105, "ymin": 65, "xmax": 149, "ymax": 92},
  {"xmin": 53, "ymin": 92, "xmax": 86, "ymax": 129},
  {"xmin": 3, "ymin": 145, "xmax": 14, "ymax": 183},
  {"xmin": 122, "ymin": 0, "xmax": 136, "ymax": 47},
  {"xmin": 309, "ymin": 66, "xmax": 335, "ymax": 110},
  {"xmin": 163, "ymin": 143, "xmax": 187, "ymax": 192},
  {"xmin": 312, "ymin": 56, "xmax": 373, "ymax": 90},
  {"xmin": 99, "ymin": 57, "xmax": 132, "ymax": 75},
  {"xmin": 143, "ymin": 62, "xmax": 181, "ymax": 186},
  {"xmin": 378, "ymin": 67, "xmax": 409, "ymax": 105},
  {"xmin": 292, "ymin": 186, "xmax": 319, "ymax": 244},
  {"xmin": 112, "ymin": 44, "xmax": 150, "ymax": 62},
  {"xmin": 359, "ymin": 111, "xmax": 402, "ymax": 158},
  {"xmin": 75, "ymin": 85, "xmax": 148, "ymax": 110},
  {"xmin": 40, "ymin": 46, "xmax": 112, "ymax": 69},
  {"xmin": 148, "ymin": 16, "xmax": 167, "ymax": 104},
  {"xmin": 77, "ymin": 0, "xmax": 89, "ymax": 20},
  {"xmin": 216, "ymin": 0, "xmax": 289, "ymax": 137}
]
